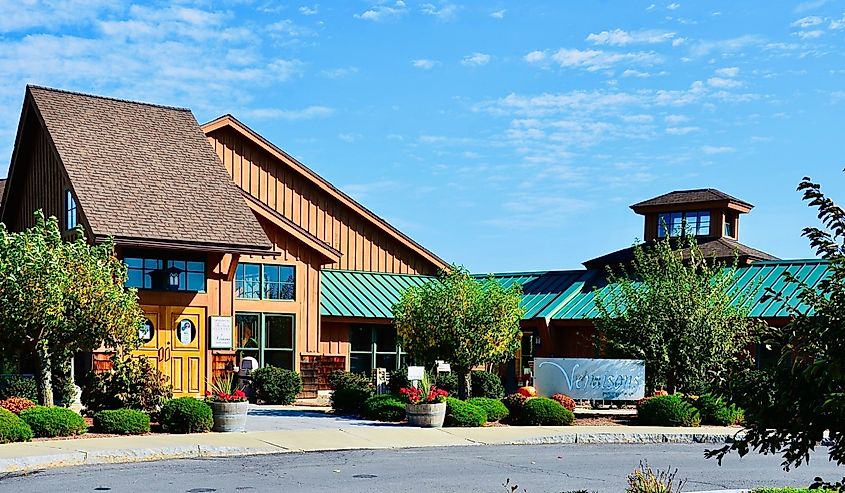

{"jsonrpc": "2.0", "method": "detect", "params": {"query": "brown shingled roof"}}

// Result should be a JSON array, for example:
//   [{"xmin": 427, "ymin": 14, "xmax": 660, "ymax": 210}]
[
  {"xmin": 583, "ymin": 236, "xmax": 778, "ymax": 269},
  {"xmin": 26, "ymin": 86, "xmax": 271, "ymax": 253},
  {"xmin": 631, "ymin": 188, "xmax": 753, "ymax": 209}
]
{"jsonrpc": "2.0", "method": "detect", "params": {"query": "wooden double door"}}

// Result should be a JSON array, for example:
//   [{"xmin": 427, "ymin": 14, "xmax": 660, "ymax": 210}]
[{"xmin": 136, "ymin": 305, "xmax": 206, "ymax": 396}]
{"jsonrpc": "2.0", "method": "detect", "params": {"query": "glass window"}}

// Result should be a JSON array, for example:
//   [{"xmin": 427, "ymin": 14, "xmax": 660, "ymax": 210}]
[
  {"xmin": 657, "ymin": 211, "xmax": 711, "ymax": 238},
  {"xmin": 235, "ymin": 313, "xmax": 295, "ymax": 371},
  {"xmin": 235, "ymin": 263, "xmax": 295, "ymax": 300},
  {"xmin": 65, "ymin": 190, "xmax": 77, "ymax": 230},
  {"xmin": 349, "ymin": 325, "xmax": 405, "ymax": 374},
  {"xmin": 124, "ymin": 255, "xmax": 205, "ymax": 292},
  {"xmin": 235, "ymin": 264, "xmax": 261, "ymax": 299}
]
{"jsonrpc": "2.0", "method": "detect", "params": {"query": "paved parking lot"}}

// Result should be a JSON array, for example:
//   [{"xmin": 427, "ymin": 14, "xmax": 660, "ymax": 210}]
[{"xmin": 246, "ymin": 405, "xmax": 392, "ymax": 431}]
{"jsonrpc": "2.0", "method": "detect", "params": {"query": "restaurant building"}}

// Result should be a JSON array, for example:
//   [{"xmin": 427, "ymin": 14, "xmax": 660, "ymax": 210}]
[{"xmin": 0, "ymin": 86, "xmax": 827, "ymax": 396}]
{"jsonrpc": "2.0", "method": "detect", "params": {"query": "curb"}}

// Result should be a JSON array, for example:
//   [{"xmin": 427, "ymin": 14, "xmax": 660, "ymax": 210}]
[{"xmin": 0, "ymin": 431, "xmax": 743, "ymax": 473}]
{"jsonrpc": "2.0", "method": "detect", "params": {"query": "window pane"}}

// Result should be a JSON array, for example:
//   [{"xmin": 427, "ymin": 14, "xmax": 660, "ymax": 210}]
[
  {"xmin": 280, "ymin": 266, "xmax": 295, "ymax": 284},
  {"xmin": 265, "ymin": 315, "xmax": 293, "ymax": 349},
  {"xmin": 350, "ymin": 326, "xmax": 372, "ymax": 352},
  {"xmin": 127, "ymin": 268, "xmax": 144, "ymax": 288},
  {"xmin": 187, "ymin": 261, "xmax": 204, "ymax": 273},
  {"xmin": 375, "ymin": 325, "xmax": 397, "ymax": 353},
  {"xmin": 237, "ymin": 349, "xmax": 259, "ymax": 367},
  {"xmin": 264, "ymin": 350, "xmax": 293, "ymax": 370},
  {"xmin": 350, "ymin": 353, "xmax": 371, "ymax": 375},
  {"xmin": 236, "ymin": 314, "xmax": 260, "ymax": 349},
  {"xmin": 144, "ymin": 258, "xmax": 162, "ymax": 269},
  {"xmin": 125, "ymin": 257, "xmax": 143, "ymax": 268},
  {"xmin": 187, "ymin": 272, "xmax": 204, "ymax": 291},
  {"xmin": 264, "ymin": 265, "xmax": 280, "ymax": 283},
  {"xmin": 375, "ymin": 353, "xmax": 397, "ymax": 370}
]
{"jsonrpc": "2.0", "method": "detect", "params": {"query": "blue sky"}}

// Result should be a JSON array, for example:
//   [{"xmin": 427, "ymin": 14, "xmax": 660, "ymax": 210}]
[{"xmin": 2, "ymin": 0, "xmax": 844, "ymax": 272}]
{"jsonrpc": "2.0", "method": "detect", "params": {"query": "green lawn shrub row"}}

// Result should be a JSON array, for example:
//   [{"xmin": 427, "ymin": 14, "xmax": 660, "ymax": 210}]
[
  {"xmin": 94, "ymin": 409, "xmax": 150, "ymax": 435},
  {"xmin": 20, "ymin": 406, "xmax": 87, "ymax": 438}
]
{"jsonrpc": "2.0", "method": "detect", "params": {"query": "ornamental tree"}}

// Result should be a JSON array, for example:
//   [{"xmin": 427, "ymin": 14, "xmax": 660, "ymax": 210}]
[
  {"xmin": 594, "ymin": 236, "xmax": 759, "ymax": 395},
  {"xmin": 393, "ymin": 266, "xmax": 523, "ymax": 399},
  {"xmin": 707, "ymin": 174, "xmax": 845, "ymax": 470},
  {"xmin": 0, "ymin": 211, "xmax": 144, "ymax": 405}
]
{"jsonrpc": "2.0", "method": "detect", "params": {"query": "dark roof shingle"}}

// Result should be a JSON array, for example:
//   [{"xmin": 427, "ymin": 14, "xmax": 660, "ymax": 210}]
[
  {"xmin": 583, "ymin": 237, "xmax": 778, "ymax": 269},
  {"xmin": 28, "ymin": 86, "xmax": 271, "ymax": 252},
  {"xmin": 631, "ymin": 188, "xmax": 753, "ymax": 209}
]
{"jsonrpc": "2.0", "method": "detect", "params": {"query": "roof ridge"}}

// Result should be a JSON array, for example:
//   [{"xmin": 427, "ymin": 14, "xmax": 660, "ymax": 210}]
[
  {"xmin": 322, "ymin": 268, "xmax": 435, "ymax": 277},
  {"xmin": 474, "ymin": 269, "xmax": 587, "ymax": 277},
  {"xmin": 27, "ymin": 85, "xmax": 191, "ymax": 112}
]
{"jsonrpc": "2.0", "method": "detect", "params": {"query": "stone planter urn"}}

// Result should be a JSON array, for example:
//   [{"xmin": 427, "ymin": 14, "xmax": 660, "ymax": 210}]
[
  {"xmin": 209, "ymin": 401, "xmax": 249, "ymax": 432},
  {"xmin": 406, "ymin": 402, "xmax": 447, "ymax": 428}
]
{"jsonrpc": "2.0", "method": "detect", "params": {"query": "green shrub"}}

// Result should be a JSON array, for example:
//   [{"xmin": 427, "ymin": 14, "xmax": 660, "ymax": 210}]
[
  {"xmin": 502, "ymin": 393, "xmax": 527, "ymax": 423},
  {"xmin": 20, "ymin": 406, "xmax": 87, "ymax": 438},
  {"xmin": 0, "ymin": 408, "xmax": 33, "ymax": 443},
  {"xmin": 362, "ymin": 394, "xmax": 406, "ymax": 422},
  {"xmin": 328, "ymin": 371, "xmax": 374, "ymax": 415},
  {"xmin": 0, "ymin": 375, "xmax": 38, "ymax": 402},
  {"xmin": 93, "ymin": 409, "xmax": 150, "ymax": 435},
  {"xmin": 466, "ymin": 397, "xmax": 509, "ymax": 422},
  {"xmin": 252, "ymin": 366, "xmax": 302, "ymax": 405},
  {"xmin": 445, "ymin": 397, "xmax": 486, "ymax": 427},
  {"xmin": 689, "ymin": 393, "xmax": 743, "ymax": 426},
  {"xmin": 82, "ymin": 356, "xmax": 172, "ymax": 415},
  {"xmin": 435, "ymin": 372, "xmax": 458, "ymax": 396},
  {"xmin": 521, "ymin": 397, "xmax": 575, "ymax": 426},
  {"xmin": 637, "ymin": 394, "xmax": 701, "ymax": 427},
  {"xmin": 388, "ymin": 367, "xmax": 411, "ymax": 396},
  {"xmin": 159, "ymin": 397, "xmax": 213, "ymax": 434},
  {"xmin": 471, "ymin": 371, "xmax": 504, "ymax": 399}
]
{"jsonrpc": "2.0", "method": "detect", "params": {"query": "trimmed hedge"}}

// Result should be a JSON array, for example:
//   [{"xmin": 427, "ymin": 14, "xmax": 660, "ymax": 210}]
[
  {"xmin": 520, "ymin": 397, "xmax": 575, "ymax": 426},
  {"xmin": 328, "ymin": 371, "xmax": 374, "ymax": 415},
  {"xmin": 445, "ymin": 397, "xmax": 486, "ymax": 427},
  {"xmin": 690, "ymin": 393, "xmax": 744, "ymax": 426},
  {"xmin": 0, "ymin": 375, "xmax": 38, "ymax": 402},
  {"xmin": 502, "ymin": 393, "xmax": 527, "ymax": 423},
  {"xmin": 252, "ymin": 366, "xmax": 302, "ymax": 405},
  {"xmin": 159, "ymin": 397, "xmax": 213, "ymax": 434},
  {"xmin": 637, "ymin": 394, "xmax": 701, "ymax": 427},
  {"xmin": 471, "ymin": 371, "xmax": 505, "ymax": 399},
  {"xmin": 466, "ymin": 397, "xmax": 509, "ymax": 422},
  {"xmin": 0, "ymin": 408, "xmax": 32, "ymax": 443},
  {"xmin": 20, "ymin": 406, "xmax": 87, "ymax": 438},
  {"xmin": 435, "ymin": 372, "xmax": 458, "ymax": 396},
  {"xmin": 94, "ymin": 409, "xmax": 151, "ymax": 435},
  {"xmin": 362, "ymin": 394, "xmax": 406, "ymax": 422}
]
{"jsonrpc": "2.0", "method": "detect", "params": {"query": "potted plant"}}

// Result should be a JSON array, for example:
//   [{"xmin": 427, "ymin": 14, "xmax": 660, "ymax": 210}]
[
  {"xmin": 206, "ymin": 375, "xmax": 249, "ymax": 432},
  {"xmin": 400, "ymin": 373, "xmax": 449, "ymax": 428}
]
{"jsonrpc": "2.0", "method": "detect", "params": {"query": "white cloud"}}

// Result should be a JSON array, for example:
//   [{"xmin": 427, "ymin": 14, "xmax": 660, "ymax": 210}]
[
  {"xmin": 411, "ymin": 58, "xmax": 438, "ymax": 69},
  {"xmin": 795, "ymin": 0, "xmax": 830, "ymax": 12},
  {"xmin": 664, "ymin": 114, "xmax": 689, "ymax": 124},
  {"xmin": 702, "ymin": 145, "xmax": 735, "ymax": 154},
  {"xmin": 796, "ymin": 29, "xmax": 824, "ymax": 39},
  {"xmin": 243, "ymin": 105, "xmax": 334, "ymax": 120},
  {"xmin": 621, "ymin": 114, "xmax": 653, "ymax": 123},
  {"xmin": 523, "ymin": 50, "xmax": 546, "ymax": 63},
  {"xmin": 646, "ymin": 4, "xmax": 656, "ymax": 10},
  {"xmin": 791, "ymin": 15, "xmax": 823, "ymax": 27},
  {"xmin": 0, "ymin": 0, "xmax": 116, "ymax": 34},
  {"xmin": 490, "ymin": 9, "xmax": 506, "ymax": 18},
  {"xmin": 420, "ymin": 2, "xmax": 458, "ymax": 21},
  {"xmin": 525, "ymin": 48, "xmax": 663, "ymax": 72},
  {"xmin": 691, "ymin": 35, "xmax": 765, "ymax": 56},
  {"xmin": 587, "ymin": 28, "xmax": 676, "ymax": 46},
  {"xmin": 665, "ymin": 126, "xmax": 699, "ymax": 135},
  {"xmin": 354, "ymin": 1, "xmax": 407, "ymax": 21},
  {"xmin": 715, "ymin": 66, "xmax": 739, "ymax": 77},
  {"xmin": 299, "ymin": 5, "xmax": 319, "ymax": 15},
  {"xmin": 707, "ymin": 77, "xmax": 742, "ymax": 88},
  {"xmin": 461, "ymin": 52, "xmax": 491, "ymax": 67},
  {"xmin": 667, "ymin": 3, "xmax": 680, "ymax": 10},
  {"xmin": 320, "ymin": 67, "xmax": 359, "ymax": 78}
]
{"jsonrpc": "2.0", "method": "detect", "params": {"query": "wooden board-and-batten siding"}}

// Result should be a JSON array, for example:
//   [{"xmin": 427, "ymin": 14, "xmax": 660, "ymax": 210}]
[{"xmin": 205, "ymin": 124, "xmax": 443, "ymax": 276}]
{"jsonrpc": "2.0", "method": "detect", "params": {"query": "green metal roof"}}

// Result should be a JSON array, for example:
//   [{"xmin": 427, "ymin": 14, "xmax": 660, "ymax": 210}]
[
  {"xmin": 320, "ymin": 269, "xmax": 433, "ymax": 318},
  {"xmin": 320, "ymin": 260, "xmax": 830, "ymax": 321},
  {"xmin": 548, "ymin": 259, "xmax": 830, "ymax": 320}
]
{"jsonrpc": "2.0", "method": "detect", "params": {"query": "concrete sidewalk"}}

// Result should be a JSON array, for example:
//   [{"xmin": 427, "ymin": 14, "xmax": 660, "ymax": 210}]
[{"xmin": 0, "ymin": 425, "xmax": 743, "ymax": 472}]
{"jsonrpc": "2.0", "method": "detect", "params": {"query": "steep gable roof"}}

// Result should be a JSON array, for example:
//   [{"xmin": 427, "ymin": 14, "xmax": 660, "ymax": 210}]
[
  {"xmin": 202, "ymin": 114, "xmax": 449, "ymax": 271},
  {"xmin": 631, "ymin": 188, "xmax": 753, "ymax": 210},
  {"xmin": 12, "ymin": 86, "xmax": 271, "ymax": 253}
]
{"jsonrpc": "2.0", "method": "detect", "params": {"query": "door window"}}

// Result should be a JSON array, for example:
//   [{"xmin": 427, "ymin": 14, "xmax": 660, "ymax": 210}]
[{"xmin": 349, "ymin": 325, "xmax": 405, "ymax": 374}]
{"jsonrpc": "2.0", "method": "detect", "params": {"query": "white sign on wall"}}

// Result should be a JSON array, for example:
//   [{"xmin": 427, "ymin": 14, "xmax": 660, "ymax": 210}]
[
  {"xmin": 407, "ymin": 366, "xmax": 425, "ymax": 381},
  {"xmin": 209, "ymin": 316, "xmax": 234, "ymax": 349},
  {"xmin": 534, "ymin": 358, "xmax": 645, "ymax": 401}
]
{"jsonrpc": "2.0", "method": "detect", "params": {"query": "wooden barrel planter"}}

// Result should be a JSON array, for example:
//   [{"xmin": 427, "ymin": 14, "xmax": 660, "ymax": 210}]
[
  {"xmin": 406, "ymin": 402, "xmax": 446, "ymax": 428},
  {"xmin": 210, "ymin": 401, "xmax": 249, "ymax": 432}
]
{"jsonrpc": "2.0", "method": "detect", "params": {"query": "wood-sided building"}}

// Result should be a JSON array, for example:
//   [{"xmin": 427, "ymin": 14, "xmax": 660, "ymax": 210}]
[{"xmin": 1, "ymin": 86, "xmax": 448, "ymax": 396}]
